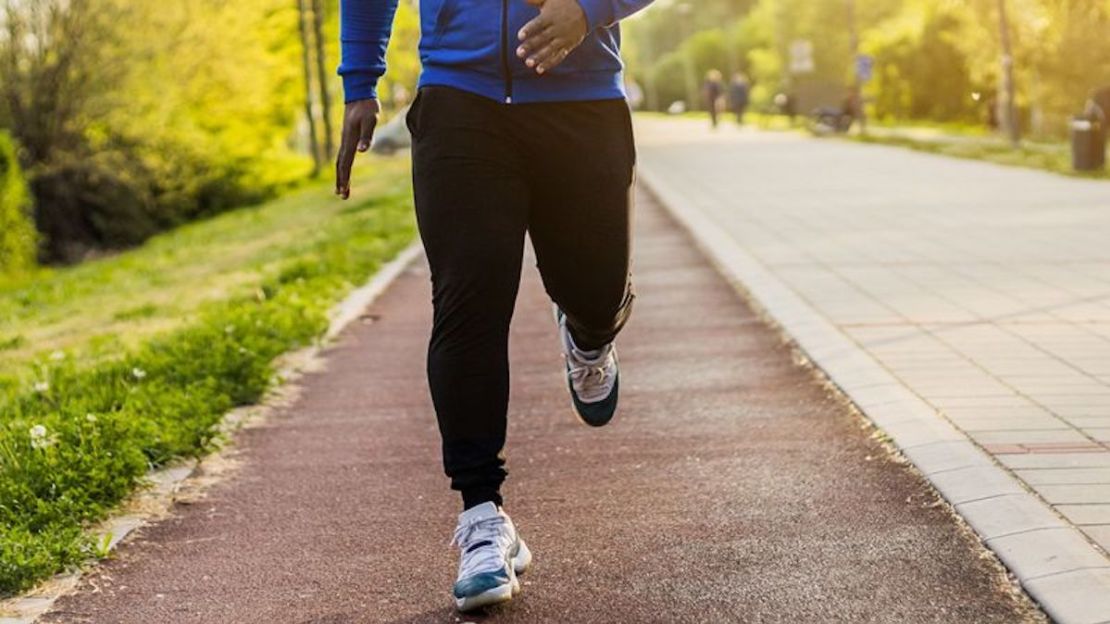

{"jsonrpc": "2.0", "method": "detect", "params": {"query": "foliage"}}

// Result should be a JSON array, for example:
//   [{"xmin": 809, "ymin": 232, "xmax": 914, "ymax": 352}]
[
  {"xmin": 626, "ymin": 0, "xmax": 1110, "ymax": 137},
  {"xmin": 0, "ymin": 160, "xmax": 416, "ymax": 595},
  {"xmin": 0, "ymin": 0, "xmax": 316, "ymax": 263},
  {"xmin": 863, "ymin": 2, "xmax": 980, "ymax": 122},
  {"xmin": 380, "ymin": 0, "xmax": 423, "ymax": 109},
  {"xmin": 0, "ymin": 132, "xmax": 36, "ymax": 276}
]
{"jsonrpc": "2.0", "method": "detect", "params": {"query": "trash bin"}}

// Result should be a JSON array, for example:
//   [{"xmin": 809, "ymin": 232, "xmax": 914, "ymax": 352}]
[{"xmin": 1071, "ymin": 116, "xmax": 1106, "ymax": 171}]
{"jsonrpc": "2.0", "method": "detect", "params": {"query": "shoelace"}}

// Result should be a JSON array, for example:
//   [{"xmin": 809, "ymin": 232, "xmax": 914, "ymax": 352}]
[
  {"xmin": 451, "ymin": 516, "xmax": 510, "ymax": 578},
  {"xmin": 567, "ymin": 347, "xmax": 614, "ymax": 386},
  {"xmin": 568, "ymin": 361, "xmax": 610, "ymax": 384}
]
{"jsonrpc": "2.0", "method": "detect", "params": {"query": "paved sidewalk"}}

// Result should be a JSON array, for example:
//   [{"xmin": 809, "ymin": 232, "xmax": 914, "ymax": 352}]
[
  {"xmin": 40, "ymin": 192, "xmax": 1038, "ymax": 623},
  {"xmin": 637, "ymin": 116, "xmax": 1110, "ymax": 622}
]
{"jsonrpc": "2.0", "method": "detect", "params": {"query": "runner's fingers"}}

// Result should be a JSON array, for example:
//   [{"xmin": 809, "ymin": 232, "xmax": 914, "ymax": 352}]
[
  {"xmin": 527, "ymin": 40, "xmax": 560, "ymax": 68},
  {"xmin": 518, "ymin": 15, "xmax": 550, "ymax": 42},
  {"xmin": 357, "ymin": 117, "xmax": 376, "ymax": 153},
  {"xmin": 336, "ymin": 136, "xmax": 357, "ymax": 199},
  {"xmin": 517, "ymin": 27, "xmax": 555, "ymax": 59},
  {"xmin": 526, "ymin": 38, "xmax": 564, "ymax": 68},
  {"xmin": 534, "ymin": 45, "xmax": 570, "ymax": 74}
]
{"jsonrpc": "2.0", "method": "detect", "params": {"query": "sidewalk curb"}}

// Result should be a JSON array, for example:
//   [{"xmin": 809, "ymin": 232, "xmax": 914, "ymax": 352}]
[
  {"xmin": 638, "ymin": 168, "xmax": 1110, "ymax": 624},
  {"xmin": 0, "ymin": 240, "xmax": 423, "ymax": 624}
]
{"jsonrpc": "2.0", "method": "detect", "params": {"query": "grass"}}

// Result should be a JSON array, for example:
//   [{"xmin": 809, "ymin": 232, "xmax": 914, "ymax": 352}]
[
  {"xmin": 0, "ymin": 157, "xmax": 416, "ymax": 595},
  {"xmin": 0, "ymin": 159, "xmax": 414, "ymax": 374},
  {"xmin": 636, "ymin": 109, "xmax": 800, "ymax": 132},
  {"xmin": 852, "ymin": 129, "xmax": 1108, "ymax": 180}
]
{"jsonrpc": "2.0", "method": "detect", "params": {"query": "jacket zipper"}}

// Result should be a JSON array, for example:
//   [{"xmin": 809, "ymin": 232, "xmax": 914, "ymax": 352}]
[{"xmin": 500, "ymin": 0, "xmax": 513, "ymax": 103}]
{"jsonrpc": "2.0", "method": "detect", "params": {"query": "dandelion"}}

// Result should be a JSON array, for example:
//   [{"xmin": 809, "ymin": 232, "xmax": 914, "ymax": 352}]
[
  {"xmin": 50, "ymin": 350, "xmax": 66, "ymax": 361},
  {"xmin": 132, "ymin": 368, "xmax": 147, "ymax": 380},
  {"xmin": 86, "ymin": 413, "xmax": 98, "ymax": 423},
  {"xmin": 29, "ymin": 424, "xmax": 54, "ymax": 450},
  {"xmin": 32, "ymin": 381, "xmax": 49, "ymax": 393},
  {"xmin": 224, "ymin": 324, "xmax": 236, "ymax": 334}
]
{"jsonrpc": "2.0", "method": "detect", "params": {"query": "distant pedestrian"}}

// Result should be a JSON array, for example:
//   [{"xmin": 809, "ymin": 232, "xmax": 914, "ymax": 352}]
[
  {"xmin": 774, "ymin": 91, "xmax": 797, "ymax": 124},
  {"xmin": 1087, "ymin": 86, "xmax": 1110, "ymax": 148},
  {"xmin": 729, "ymin": 72, "xmax": 750, "ymax": 125},
  {"xmin": 1087, "ymin": 86, "xmax": 1110, "ymax": 125},
  {"xmin": 703, "ymin": 69, "xmax": 724, "ymax": 129},
  {"xmin": 985, "ymin": 92, "xmax": 1000, "ymax": 130}
]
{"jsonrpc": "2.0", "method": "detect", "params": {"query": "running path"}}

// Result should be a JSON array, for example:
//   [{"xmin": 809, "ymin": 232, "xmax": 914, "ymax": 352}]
[
  {"xmin": 41, "ymin": 190, "xmax": 1039, "ymax": 623},
  {"xmin": 636, "ymin": 116, "xmax": 1110, "ymax": 623}
]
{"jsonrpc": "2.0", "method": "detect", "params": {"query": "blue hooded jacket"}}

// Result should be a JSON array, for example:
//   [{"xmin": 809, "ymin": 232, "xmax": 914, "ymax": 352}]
[{"xmin": 339, "ymin": 0, "xmax": 653, "ymax": 104}]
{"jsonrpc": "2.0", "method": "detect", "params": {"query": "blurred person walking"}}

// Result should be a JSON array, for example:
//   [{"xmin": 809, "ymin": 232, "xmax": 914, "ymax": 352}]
[
  {"xmin": 704, "ymin": 69, "xmax": 724, "ymax": 129},
  {"xmin": 334, "ymin": 0, "xmax": 651, "ymax": 613},
  {"xmin": 729, "ymin": 72, "xmax": 750, "ymax": 126}
]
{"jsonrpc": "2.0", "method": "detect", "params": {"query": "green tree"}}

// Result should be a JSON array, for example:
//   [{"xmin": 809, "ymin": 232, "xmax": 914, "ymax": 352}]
[
  {"xmin": 862, "ymin": 2, "xmax": 979, "ymax": 122},
  {"xmin": 0, "ymin": 131, "xmax": 36, "ymax": 275},
  {"xmin": 1, "ymin": 0, "xmax": 316, "ymax": 262}
]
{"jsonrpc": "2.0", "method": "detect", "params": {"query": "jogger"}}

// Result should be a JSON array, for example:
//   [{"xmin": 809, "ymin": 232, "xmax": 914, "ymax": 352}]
[
  {"xmin": 335, "ymin": 0, "xmax": 653, "ymax": 611},
  {"xmin": 409, "ymin": 86, "xmax": 635, "ymax": 510}
]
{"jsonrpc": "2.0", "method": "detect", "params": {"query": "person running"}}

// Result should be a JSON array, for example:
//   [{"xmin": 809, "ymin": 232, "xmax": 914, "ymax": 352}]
[{"xmin": 334, "ymin": 0, "xmax": 651, "ymax": 613}]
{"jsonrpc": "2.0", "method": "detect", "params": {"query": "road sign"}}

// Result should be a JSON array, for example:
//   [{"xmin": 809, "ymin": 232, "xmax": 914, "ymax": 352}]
[
  {"xmin": 856, "ymin": 54, "xmax": 874, "ymax": 82},
  {"xmin": 789, "ymin": 40, "xmax": 815, "ymax": 75}
]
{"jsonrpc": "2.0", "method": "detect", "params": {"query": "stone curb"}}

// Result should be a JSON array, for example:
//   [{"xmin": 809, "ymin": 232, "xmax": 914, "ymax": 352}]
[
  {"xmin": 0, "ymin": 240, "xmax": 423, "ymax": 624},
  {"xmin": 639, "ymin": 167, "xmax": 1110, "ymax": 624}
]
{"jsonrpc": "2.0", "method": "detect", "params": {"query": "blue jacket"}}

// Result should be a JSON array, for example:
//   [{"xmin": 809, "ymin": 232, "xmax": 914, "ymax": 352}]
[{"xmin": 339, "ymin": 0, "xmax": 652, "ymax": 104}]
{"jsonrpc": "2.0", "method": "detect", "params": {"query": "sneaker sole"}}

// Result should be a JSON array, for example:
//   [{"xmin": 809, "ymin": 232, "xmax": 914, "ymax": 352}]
[
  {"xmin": 455, "ymin": 579, "xmax": 517, "ymax": 612},
  {"xmin": 455, "ymin": 540, "xmax": 533, "ymax": 612},
  {"xmin": 513, "ymin": 538, "xmax": 533, "ymax": 575}
]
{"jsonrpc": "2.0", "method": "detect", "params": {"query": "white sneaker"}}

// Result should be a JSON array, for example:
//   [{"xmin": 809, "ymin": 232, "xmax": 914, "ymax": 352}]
[
  {"xmin": 450, "ymin": 502, "xmax": 532, "ymax": 612},
  {"xmin": 556, "ymin": 308, "xmax": 620, "ymax": 427}
]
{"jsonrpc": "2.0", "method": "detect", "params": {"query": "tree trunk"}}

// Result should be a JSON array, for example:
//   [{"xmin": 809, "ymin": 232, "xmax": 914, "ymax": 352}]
[
  {"xmin": 846, "ymin": 0, "xmax": 866, "ymax": 134},
  {"xmin": 997, "ymin": 0, "xmax": 1020, "ymax": 146},
  {"xmin": 310, "ymin": 0, "xmax": 335, "ymax": 161},
  {"xmin": 297, "ymin": 0, "xmax": 321, "ymax": 176}
]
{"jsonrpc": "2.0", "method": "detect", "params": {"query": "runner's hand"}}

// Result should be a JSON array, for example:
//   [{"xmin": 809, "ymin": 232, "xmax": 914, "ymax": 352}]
[
  {"xmin": 517, "ymin": 0, "xmax": 588, "ymax": 75},
  {"xmin": 336, "ymin": 99, "xmax": 380, "ymax": 200}
]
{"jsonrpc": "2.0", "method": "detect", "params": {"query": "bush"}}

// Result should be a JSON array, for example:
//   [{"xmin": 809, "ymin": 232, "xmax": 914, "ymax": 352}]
[
  {"xmin": 30, "ymin": 140, "xmax": 299, "ymax": 264},
  {"xmin": 30, "ymin": 150, "xmax": 158, "ymax": 263},
  {"xmin": 0, "ymin": 132, "xmax": 37, "ymax": 275}
]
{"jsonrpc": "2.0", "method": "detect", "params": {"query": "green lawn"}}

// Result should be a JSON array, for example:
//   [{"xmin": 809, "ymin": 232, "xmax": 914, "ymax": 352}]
[
  {"xmin": 0, "ymin": 157, "xmax": 416, "ymax": 595},
  {"xmin": 0, "ymin": 158, "xmax": 414, "ymax": 377},
  {"xmin": 853, "ymin": 128, "xmax": 1107, "ymax": 180}
]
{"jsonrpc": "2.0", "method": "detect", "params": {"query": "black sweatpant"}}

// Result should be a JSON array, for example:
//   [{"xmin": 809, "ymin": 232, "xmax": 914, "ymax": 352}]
[{"xmin": 407, "ymin": 86, "xmax": 635, "ymax": 509}]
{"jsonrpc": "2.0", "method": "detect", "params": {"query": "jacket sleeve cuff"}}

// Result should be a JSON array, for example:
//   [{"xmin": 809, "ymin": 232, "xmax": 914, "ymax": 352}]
[
  {"xmin": 575, "ymin": 0, "xmax": 614, "ymax": 30},
  {"xmin": 342, "ymin": 73, "xmax": 380, "ymax": 103}
]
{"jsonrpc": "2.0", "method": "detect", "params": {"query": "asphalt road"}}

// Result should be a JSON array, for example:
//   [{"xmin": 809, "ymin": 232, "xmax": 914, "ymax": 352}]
[{"xmin": 43, "ymin": 190, "xmax": 1043, "ymax": 623}]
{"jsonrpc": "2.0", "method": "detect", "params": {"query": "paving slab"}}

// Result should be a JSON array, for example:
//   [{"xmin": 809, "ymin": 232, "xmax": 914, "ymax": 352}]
[
  {"xmin": 955, "ymin": 494, "xmax": 1066, "ymax": 540},
  {"xmin": 1023, "ymin": 569, "xmax": 1110, "ymax": 624},
  {"xmin": 1058, "ymin": 505, "xmax": 1110, "ymax": 525},
  {"xmin": 636, "ymin": 117, "xmax": 1110, "ymax": 622},
  {"xmin": 1018, "ymin": 469, "xmax": 1110, "ymax": 486},
  {"xmin": 1086, "ymin": 526, "xmax": 1110, "ymax": 552},
  {"xmin": 37, "ymin": 190, "xmax": 1040, "ymax": 623},
  {"xmin": 985, "ymin": 528, "xmax": 1110, "ymax": 580}
]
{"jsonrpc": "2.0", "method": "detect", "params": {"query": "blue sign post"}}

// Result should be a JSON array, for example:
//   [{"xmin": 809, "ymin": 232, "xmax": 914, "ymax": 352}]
[{"xmin": 856, "ymin": 54, "xmax": 874, "ymax": 83}]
